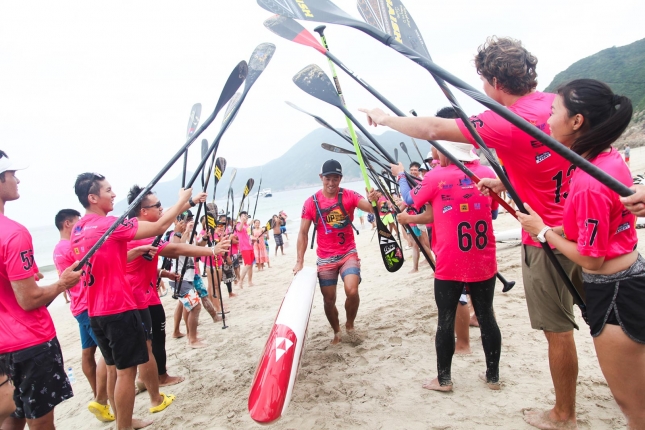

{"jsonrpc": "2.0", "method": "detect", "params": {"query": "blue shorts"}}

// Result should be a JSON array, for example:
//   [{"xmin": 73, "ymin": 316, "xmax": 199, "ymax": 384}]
[
  {"xmin": 194, "ymin": 275, "xmax": 208, "ymax": 298},
  {"xmin": 280, "ymin": 226, "xmax": 286, "ymax": 233},
  {"xmin": 411, "ymin": 226, "xmax": 422, "ymax": 237},
  {"xmin": 74, "ymin": 310, "xmax": 98, "ymax": 349}
]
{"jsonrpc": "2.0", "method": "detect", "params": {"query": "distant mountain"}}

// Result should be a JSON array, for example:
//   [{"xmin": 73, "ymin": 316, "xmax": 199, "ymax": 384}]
[
  {"xmin": 544, "ymin": 37, "xmax": 645, "ymax": 147},
  {"xmin": 113, "ymin": 127, "xmax": 428, "ymax": 214}
]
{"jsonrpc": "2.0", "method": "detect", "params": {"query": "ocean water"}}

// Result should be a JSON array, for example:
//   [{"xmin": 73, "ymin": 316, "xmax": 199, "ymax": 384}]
[{"xmin": 31, "ymin": 180, "xmax": 369, "ymax": 270}]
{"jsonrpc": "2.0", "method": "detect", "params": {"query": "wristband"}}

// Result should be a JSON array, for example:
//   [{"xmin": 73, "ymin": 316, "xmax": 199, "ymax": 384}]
[
  {"xmin": 188, "ymin": 198, "xmax": 196, "ymax": 207},
  {"xmin": 174, "ymin": 232, "xmax": 182, "ymax": 238}
]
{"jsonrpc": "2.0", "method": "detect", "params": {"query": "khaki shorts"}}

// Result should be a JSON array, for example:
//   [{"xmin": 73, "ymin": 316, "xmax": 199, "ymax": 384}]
[{"xmin": 522, "ymin": 245, "xmax": 584, "ymax": 332}]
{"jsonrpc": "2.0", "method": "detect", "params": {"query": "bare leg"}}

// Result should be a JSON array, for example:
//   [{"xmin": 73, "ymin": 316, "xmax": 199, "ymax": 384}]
[
  {"xmin": 410, "ymin": 243, "xmax": 419, "ymax": 273},
  {"xmin": 320, "ymin": 285, "xmax": 341, "ymax": 344},
  {"xmin": 81, "ymin": 346, "xmax": 98, "ymax": 397},
  {"xmin": 201, "ymin": 296, "xmax": 221, "ymax": 322},
  {"xmin": 186, "ymin": 304, "xmax": 205, "ymax": 348},
  {"xmin": 343, "ymin": 274, "xmax": 360, "ymax": 332},
  {"xmin": 593, "ymin": 325, "xmax": 645, "ymax": 429},
  {"xmin": 205, "ymin": 269, "xmax": 223, "ymax": 317},
  {"xmin": 114, "ymin": 366, "xmax": 152, "ymax": 430},
  {"xmin": 455, "ymin": 303, "xmax": 472, "ymax": 355},
  {"xmin": 172, "ymin": 302, "xmax": 185, "ymax": 338},
  {"xmin": 138, "ymin": 341, "xmax": 164, "ymax": 408},
  {"xmin": 95, "ymin": 356, "xmax": 109, "ymax": 404},
  {"xmin": 524, "ymin": 330, "xmax": 578, "ymax": 429},
  {"xmin": 21, "ymin": 410, "xmax": 55, "ymax": 430}
]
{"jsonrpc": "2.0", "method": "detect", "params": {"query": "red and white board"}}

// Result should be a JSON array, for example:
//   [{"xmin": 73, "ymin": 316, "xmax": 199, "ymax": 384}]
[{"xmin": 248, "ymin": 267, "xmax": 317, "ymax": 424}]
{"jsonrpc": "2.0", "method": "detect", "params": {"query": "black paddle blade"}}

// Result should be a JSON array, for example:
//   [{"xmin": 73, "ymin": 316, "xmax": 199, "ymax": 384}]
[
  {"xmin": 394, "ymin": 148, "xmax": 398, "ymax": 162},
  {"xmin": 399, "ymin": 141, "xmax": 408, "ymax": 153},
  {"xmin": 243, "ymin": 178, "xmax": 255, "ymax": 197},
  {"xmin": 213, "ymin": 61, "xmax": 248, "ymax": 117},
  {"xmin": 285, "ymin": 101, "xmax": 343, "ymax": 135},
  {"xmin": 321, "ymin": 142, "xmax": 353, "ymax": 155},
  {"xmin": 372, "ymin": 0, "xmax": 431, "ymax": 58},
  {"xmin": 186, "ymin": 103, "xmax": 202, "ymax": 139},
  {"xmin": 293, "ymin": 64, "xmax": 343, "ymax": 108},
  {"xmin": 213, "ymin": 157, "xmax": 227, "ymax": 185},
  {"xmin": 263, "ymin": 16, "xmax": 326, "ymax": 54},
  {"xmin": 257, "ymin": 0, "xmax": 355, "ymax": 24},
  {"xmin": 223, "ymin": 92, "xmax": 241, "ymax": 125},
  {"xmin": 373, "ymin": 207, "xmax": 404, "ymax": 272},
  {"xmin": 356, "ymin": 0, "xmax": 386, "ymax": 31}
]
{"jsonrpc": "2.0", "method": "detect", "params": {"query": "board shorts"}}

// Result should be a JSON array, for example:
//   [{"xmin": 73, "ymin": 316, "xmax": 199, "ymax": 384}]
[
  {"xmin": 583, "ymin": 254, "xmax": 645, "ymax": 343},
  {"xmin": 522, "ymin": 245, "xmax": 583, "ymax": 332},
  {"xmin": 90, "ymin": 310, "xmax": 148, "ymax": 370},
  {"xmin": 74, "ymin": 309, "xmax": 98, "ymax": 349},
  {"xmin": 317, "ymin": 249, "xmax": 361, "ymax": 287},
  {"xmin": 280, "ymin": 225, "xmax": 286, "ymax": 233},
  {"xmin": 410, "ymin": 225, "xmax": 422, "ymax": 237},
  {"xmin": 232, "ymin": 253, "xmax": 240, "ymax": 269},
  {"xmin": 171, "ymin": 280, "xmax": 203, "ymax": 312},
  {"xmin": 241, "ymin": 249, "xmax": 255, "ymax": 266},
  {"xmin": 367, "ymin": 213, "xmax": 375, "ymax": 223},
  {"xmin": 193, "ymin": 275, "xmax": 208, "ymax": 298},
  {"xmin": 138, "ymin": 308, "xmax": 153, "ymax": 341},
  {"xmin": 2, "ymin": 337, "xmax": 73, "ymax": 420},
  {"xmin": 381, "ymin": 213, "xmax": 394, "ymax": 225},
  {"xmin": 625, "ymin": 156, "xmax": 630, "ymax": 162},
  {"xmin": 274, "ymin": 232, "xmax": 284, "ymax": 247}
]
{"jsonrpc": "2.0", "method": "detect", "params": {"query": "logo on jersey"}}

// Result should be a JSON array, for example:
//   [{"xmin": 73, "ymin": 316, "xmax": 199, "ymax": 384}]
[
  {"xmin": 275, "ymin": 337, "xmax": 294, "ymax": 362},
  {"xmin": 441, "ymin": 194, "xmax": 453, "ymax": 201},
  {"xmin": 460, "ymin": 204, "xmax": 469, "ymax": 212},
  {"xmin": 622, "ymin": 209, "xmax": 631, "ymax": 217},
  {"xmin": 442, "ymin": 205, "xmax": 453, "ymax": 213},
  {"xmin": 474, "ymin": 203, "xmax": 481, "ymax": 210},
  {"xmin": 325, "ymin": 208, "xmax": 348, "ymax": 229},
  {"xmin": 459, "ymin": 177, "xmax": 474, "ymax": 188},
  {"xmin": 469, "ymin": 116, "xmax": 484, "ymax": 128},
  {"xmin": 73, "ymin": 247, "xmax": 80, "ymax": 254},
  {"xmin": 463, "ymin": 193, "xmax": 473, "ymax": 199},
  {"xmin": 536, "ymin": 151, "xmax": 551, "ymax": 164},
  {"xmin": 73, "ymin": 225, "xmax": 83, "ymax": 234},
  {"xmin": 616, "ymin": 223, "xmax": 630, "ymax": 234},
  {"xmin": 530, "ymin": 140, "xmax": 544, "ymax": 148},
  {"xmin": 437, "ymin": 180, "xmax": 453, "ymax": 190}
]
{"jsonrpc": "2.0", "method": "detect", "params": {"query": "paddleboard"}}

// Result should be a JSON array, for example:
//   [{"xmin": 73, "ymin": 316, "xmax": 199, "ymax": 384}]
[
  {"xmin": 248, "ymin": 266, "xmax": 317, "ymax": 424},
  {"xmin": 494, "ymin": 228, "xmax": 521, "ymax": 242}
]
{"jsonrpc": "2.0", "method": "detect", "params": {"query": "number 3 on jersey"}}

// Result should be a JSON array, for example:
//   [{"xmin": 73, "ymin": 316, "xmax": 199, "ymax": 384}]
[
  {"xmin": 338, "ymin": 232, "xmax": 346, "ymax": 245},
  {"xmin": 457, "ymin": 221, "xmax": 488, "ymax": 252}
]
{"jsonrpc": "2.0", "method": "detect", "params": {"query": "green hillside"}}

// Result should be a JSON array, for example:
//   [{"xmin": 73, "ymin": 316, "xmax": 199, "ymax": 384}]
[{"xmin": 545, "ymin": 38, "xmax": 645, "ymax": 116}]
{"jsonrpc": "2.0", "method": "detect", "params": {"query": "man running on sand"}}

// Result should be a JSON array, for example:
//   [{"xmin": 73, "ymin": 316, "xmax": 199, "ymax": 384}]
[
  {"xmin": 294, "ymin": 160, "xmax": 377, "ymax": 345},
  {"xmin": 360, "ymin": 37, "xmax": 583, "ymax": 430},
  {"xmin": 71, "ymin": 172, "xmax": 205, "ymax": 429},
  {"xmin": 0, "ymin": 152, "xmax": 81, "ymax": 430},
  {"xmin": 53, "ymin": 209, "xmax": 114, "ymax": 423}
]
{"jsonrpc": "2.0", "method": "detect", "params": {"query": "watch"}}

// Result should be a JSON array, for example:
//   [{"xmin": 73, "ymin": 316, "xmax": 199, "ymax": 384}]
[
  {"xmin": 188, "ymin": 198, "xmax": 196, "ymax": 207},
  {"xmin": 537, "ymin": 226, "xmax": 552, "ymax": 243},
  {"xmin": 174, "ymin": 232, "xmax": 182, "ymax": 238}
]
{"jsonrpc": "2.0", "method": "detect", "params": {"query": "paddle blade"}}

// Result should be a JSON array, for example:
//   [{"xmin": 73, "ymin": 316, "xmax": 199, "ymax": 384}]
[
  {"xmin": 257, "ymin": 0, "xmax": 355, "ymax": 24},
  {"xmin": 293, "ymin": 64, "xmax": 343, "ymax": 108},
  {"xmin": 186, "ymin": 103, "xmax": 202, "ymax": 139},
  {"xmin": 223, "ymin": 92, "xmax": 242, "ymax": 125},
  {"xmin": 229, "ymin": 168, "xmax": 237, "ymax": 188},
  {"xmin": 214, "ymin": 157, "xmax": 227, "ymax": 185},
  {"xmin": 212, "ymin": 61, "xmax": 248, "ymax": 117},
  {"xmin": 321, "ymin": 142, "xmax": 353, "ymax": 155},
  {"xmin": 373, "ymin": 207, "xmax": 404, "ymax": 272},
  {"xmin": 244, "ymin": 178, "xmax": 255, "ymax": 197},
  {"xmin": 263, "ymin": 16, "xmax": 326, "ymax": 54},
  {"xmin": 356, "ymin": 0, "xmax": 386, "ymax": 31},
  {"xmin": 373, "ymin": 0, "xmax": 430, "ymax": 58},
  {"xmin": 394, "ymin": 148, "xmax": 398, "ymax": 162},
  {"xmin": 248, "ymin": 42, "xmax": 277, "ymax": 78},
  {"xmin": 399, "ymin": 141, "xmax": 408, "ymax": 153}
]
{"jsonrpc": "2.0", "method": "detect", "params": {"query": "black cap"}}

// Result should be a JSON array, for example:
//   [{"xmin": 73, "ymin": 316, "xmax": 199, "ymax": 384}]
[{"xmin": 321, "ymin": 159, "xmax": 343, "ymax": 176}]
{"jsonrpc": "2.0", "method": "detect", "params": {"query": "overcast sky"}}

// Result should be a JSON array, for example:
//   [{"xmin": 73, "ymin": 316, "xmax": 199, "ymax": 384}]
[{"xmin": 2, "ymin": 0, "xmax": 643, "ymax": 228}]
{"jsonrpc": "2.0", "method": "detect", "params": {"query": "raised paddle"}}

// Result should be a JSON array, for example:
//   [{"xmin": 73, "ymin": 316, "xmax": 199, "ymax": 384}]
[
  {"xmin": 182, "ymin": 103, "xmax": 202, "ymax": 189},
  {"xmin": 399, "ymin": 141, "xmax": 413, "ymax": 165},
  {"xmin": 251, "ymin": 171, "xmax": 263, "ymax": 221},
  {"xmin": 237, "ymin": 178, "xmax": 256, "ymax": 219},
  {"xmin": 408, "ymin": 110, "xmax": 430, "ymax": 170}
]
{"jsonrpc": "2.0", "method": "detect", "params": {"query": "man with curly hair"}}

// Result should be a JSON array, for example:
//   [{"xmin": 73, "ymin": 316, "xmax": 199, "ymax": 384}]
[{"xmin": 360, "ymin": 37, "xmax": 582, "ymax": 430}]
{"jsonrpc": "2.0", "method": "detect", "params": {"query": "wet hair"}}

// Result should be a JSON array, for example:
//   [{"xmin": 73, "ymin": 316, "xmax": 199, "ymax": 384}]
[
  {"xmin": 54, "ymin": 209, "xmax": 81, "ymax": 231},
  {"xmin": 74, "ymin": 172, "xmax": 106, "ymax": 208},
  {"xmin": 409, "ymin": 161, "xmax": 421, "ymax": 169},
  {"xmin": 557, "ymin": 79, "xmax": 633, "ymax": 161},
  {"xmin": 435, "ymin": 107, "xmax": 459, "ymax": 119},
  {"xmin": 475, "ymin": 36, "xmax": 538, "ymax": 96},
  {"xmin": 127, "ymin": 185, "xmax": 154, "ymax": 217}
]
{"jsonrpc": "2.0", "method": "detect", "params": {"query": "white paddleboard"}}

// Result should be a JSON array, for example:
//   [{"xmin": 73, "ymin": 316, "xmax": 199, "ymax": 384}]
[{"xmin": 494, "ymin": 228, "xmax": 522, "ymax": 242}]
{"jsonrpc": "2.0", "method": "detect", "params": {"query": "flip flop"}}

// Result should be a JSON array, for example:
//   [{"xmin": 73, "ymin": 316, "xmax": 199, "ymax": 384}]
[
  {"xmin": 149, "ymin": 393, "xmax": 176, "ymax": 413},
  {"xmin": 88, "ymin": 401, "xmax": 115, "ymax": 422}
]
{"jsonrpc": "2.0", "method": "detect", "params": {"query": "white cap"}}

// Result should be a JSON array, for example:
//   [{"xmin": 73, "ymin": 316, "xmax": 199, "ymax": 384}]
[
  {"xmin": 424, "ymin": 151, "xmax": 433, "ymax": 161},
  {"xmin": 0, "ymin": 154, "xmax": 28, "ymax": 175},
  {"xmin": 433, "ymin": 141, "xmax": 478, "ymax": 162}
]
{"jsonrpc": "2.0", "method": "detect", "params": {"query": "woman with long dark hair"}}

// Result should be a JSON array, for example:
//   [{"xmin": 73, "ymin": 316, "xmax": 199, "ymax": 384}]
[{"xmin": 518, "ymin": 79, "xmax": 644, "ymax": 428}]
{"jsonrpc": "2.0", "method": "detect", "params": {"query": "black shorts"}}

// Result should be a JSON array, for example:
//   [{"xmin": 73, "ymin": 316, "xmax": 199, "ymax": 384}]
[
  {"xmin": 90, "ymin": 310, "xmax": 149, "ymax": 369},
  {"xmin": 583, "ymin": 255, "xmax": 645, "ymax": 344},
  {"xmin": 232, "ymin": 254, "xmax": 240, "ymax": 269},
  {"xmin": 138, "ymin": 308, "xmax": 153, "ymax": 341},
  {"xmin": 3, "ymin": 337, "xmax": 73, "ymax": 419}
]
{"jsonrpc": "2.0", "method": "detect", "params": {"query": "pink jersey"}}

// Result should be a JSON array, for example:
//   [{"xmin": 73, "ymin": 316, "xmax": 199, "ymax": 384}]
[
  {"xmin": 53, "ymin": 239, "xmax": 86, "ymax": 316},
  {"xmin": 236, "ymin": 222, "xmax": 253, "ymax": 251},
  {"xmin": 70, "ymin": 214, "xmax": 139, "ymax": 317},
  {"xmin": 563, "ymin": 149, "xmax": 637, "ymax": 260},
  {"xmin": 0, "ymin": 213, "xmax": 56, "ymax": 353},
  {"xmin": 410, "ymin": 163, "xmax": 497, "ymax": 282},
  {"xmin": 126, "ymin": 237, "xmax": 169, "ymax": 309},
  {"xmin": 456, "ymin": 91, "xmax": 573, "ymax": 247},
  {"xmin": 302, "ymin": 188, "xmax": 364, "ymax": 259}
]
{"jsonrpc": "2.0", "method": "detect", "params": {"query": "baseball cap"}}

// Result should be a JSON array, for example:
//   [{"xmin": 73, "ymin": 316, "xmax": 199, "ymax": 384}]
[
  {"xmin": 321, "ymin": 159, "xmax": 343, "ymax": 176},
  {"xmin": 430, "ymin": 141, "xmax": 479, "ymax": 162},
  {"xmin": 0, "ymin": 151, "xmax": 28, "ymax": 175}
]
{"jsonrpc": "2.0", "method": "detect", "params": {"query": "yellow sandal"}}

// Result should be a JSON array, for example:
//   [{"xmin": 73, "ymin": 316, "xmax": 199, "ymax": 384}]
[
  {"xmin": 88, "ymin": 401, "xmax": 115, "ymax": 422},
  {"xmin": 149, "ymin": 393, "xmax": 176, "ymax": 413}
]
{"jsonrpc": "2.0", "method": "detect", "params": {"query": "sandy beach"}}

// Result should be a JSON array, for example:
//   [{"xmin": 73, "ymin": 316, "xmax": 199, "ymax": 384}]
[{"xmin": 47, "ymin": 148, "xmax": 645, "ymax": 429}]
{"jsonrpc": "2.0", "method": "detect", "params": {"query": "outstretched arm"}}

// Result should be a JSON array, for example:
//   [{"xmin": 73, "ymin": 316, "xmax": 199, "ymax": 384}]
[
  {"xmin": 359, "ymin": 108, "xmax": 467, "ymax": 143},
  {"xmin": 134, "ymin": 189, "xmax": 207, "ymax": 240}
]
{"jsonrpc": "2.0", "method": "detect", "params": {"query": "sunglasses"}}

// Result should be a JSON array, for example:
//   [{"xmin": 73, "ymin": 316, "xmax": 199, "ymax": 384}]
[
  {"xmin": 0, "ymin": 377, "xmax": 11, "ymax": 388},
  {"xmin": 142, "ymin": 202, "xmax": 162, "ymax": 209}
]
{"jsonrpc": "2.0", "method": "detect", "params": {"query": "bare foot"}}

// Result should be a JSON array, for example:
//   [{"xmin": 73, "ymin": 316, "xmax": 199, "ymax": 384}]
[
  {"xmin": 523, "ymin": 409, "xmax": 577, "ymax": 430},
  {"xmin": 422, "ymin": 378, "xmax": 452, "ymax": 392},
  {"xmin": 454, "ymin": 344, "xmax": 472, "ymax": 355},
  {"xmin": 172, "ymin": 332, "xmax": 186, "ymax": 339},
  {"xmin": 330, "ymin": 332, "xmax": 341, "ymax": 345},
  {"xmin": 229, "ymin": 293, "xmax": 237, "ymax": 298},
  {"xmin": 478, "ymin": 372, "xmax": 501, "ymax": 390},
  {"xmin": 132, "ymin": 418, "xmax": 154, "ymax": 429},
  {"xmin": 159, "ymin": 374, "xmax": 184, "ymax": 387},
  {"xmin": 408, "ymin": 268, "xmax": 419, "ymax": 274},
  {"xmin": 248, "ymin": 282, "xmax": 254, "ymax": 287},
  {"xmin": 188, "ymin": 340, "xmax": 207, "ymax": 348},
  {"xmin": 135, "ymin": 380, "xmax": 147, "ymax": 395}
]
